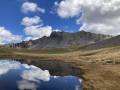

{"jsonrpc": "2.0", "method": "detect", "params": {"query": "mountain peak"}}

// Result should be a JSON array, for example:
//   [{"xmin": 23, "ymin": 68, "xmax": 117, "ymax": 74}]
[{"xmin": 8, "ymin": 31, "xmax": 112, "ymax": 48}]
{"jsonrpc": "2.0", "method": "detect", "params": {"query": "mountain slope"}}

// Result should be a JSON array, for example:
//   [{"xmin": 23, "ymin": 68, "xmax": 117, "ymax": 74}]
[
  {"xmin": 86, "ymin": 35, "xmax": 120, "ymax": 50},
  {"xmin": 8, "ymin": 31, "xmax": 111, "ymax": 48}
]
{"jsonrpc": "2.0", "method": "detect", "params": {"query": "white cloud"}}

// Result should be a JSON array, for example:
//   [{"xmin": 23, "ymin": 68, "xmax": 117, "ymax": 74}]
[
  {"xmin": 21, "ymin": 2, "xmax": 45, "ymax": 14},
  {"xmin": 22, "ymin": 64, "xmax": 37, "ymax": 69},
  {"xmin": 55, "ymin": 0, "xmax": 82, "ymax": 18},
  {"xmin": 0, "ymin": 27, "xmax": 22, "ymax": 44},
  {"xmin": 21, "ymin": 16, "xmax": 52, "ymax": 40},
  {"xmin": 53, "ymin": 29, "xmax": 60, "ymax": 32},
  {"xmin": 24, "ymin": 37, "xmax": 33, "ymax": 41},
  {"xmin": 17, "ymin": 62, "xmax": 50, "ymax": 90},
  {"xmin": 24, "ymin": 25, "xmax": 52, "ymax": 39},
  {"xmin": 0, "ymin": 61, "xmax": 20, "ymax": 77},
  {"xmin": 17, "ymin": 80, "xmax": 38, "ymax": 90},
  {"xmin": 21, "ymin": 16, "xmax": 53, "ymax": 40},
  {"xmin": 21, "ymin": 16, "xmax": 42, "ymax": 26},
  {"xmin": 21, "ymin": 68, "xmax": 50, "ymax": 82},
  {"xmin": 55, "ymin": 0, "xmax": 120, "ymax": 35}
]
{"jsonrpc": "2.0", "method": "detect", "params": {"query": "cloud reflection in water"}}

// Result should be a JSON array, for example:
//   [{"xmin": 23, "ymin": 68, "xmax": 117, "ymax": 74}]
[
  {"xmin": 0, "ymin": 60, "xmax": 20, "ymax": 77},
  {"xmin": 0, "ymin": 60, "xmax": 82, "ymax": 90}
]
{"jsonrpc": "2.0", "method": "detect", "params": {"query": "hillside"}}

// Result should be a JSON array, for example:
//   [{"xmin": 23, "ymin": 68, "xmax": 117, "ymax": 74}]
[
  {"xmin": 8, "ymin": 31, "xmax": 111, "ymax": 48},
  {"xmin": 86, "ymin": 35, "xmax": 120, "ymax": 50}
]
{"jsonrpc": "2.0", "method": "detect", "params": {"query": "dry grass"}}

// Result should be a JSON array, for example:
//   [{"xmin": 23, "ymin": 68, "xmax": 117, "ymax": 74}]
[
  {"xmin": 1, "ymin": 45, "xmax": 120, "ymax": 90},
  {"xmin": 13, "ymin": 46, "xmax": 120, "ymax": 90}
]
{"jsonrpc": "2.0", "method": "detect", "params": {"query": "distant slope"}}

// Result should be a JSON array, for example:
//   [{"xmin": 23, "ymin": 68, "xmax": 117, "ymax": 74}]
[
  {"xmin": 8, "ymin": 31, "xmax": 111, "ymax": 48},
  {"xmin": 86, "ymin": 35, "xmax": 120, "ymax": 50},
  {"xmin": 0, "ymin": 46, "xmax": 15, "ymax": 54}
]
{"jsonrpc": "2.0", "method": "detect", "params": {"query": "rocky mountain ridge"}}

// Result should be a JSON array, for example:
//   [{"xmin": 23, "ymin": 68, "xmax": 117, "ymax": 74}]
[{"xmin": 7, "ymin": 31, "xmax": 112, "ymax": 48}]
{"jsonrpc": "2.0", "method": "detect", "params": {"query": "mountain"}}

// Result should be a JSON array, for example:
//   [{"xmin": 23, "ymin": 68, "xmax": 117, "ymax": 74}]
[
  {"xmin": 8, "ymin": 31, "xmax": 112, "ymax": 48},
  {"xmin": 86, "ymin": 35, "xmax": 120, "ymax": 50}
]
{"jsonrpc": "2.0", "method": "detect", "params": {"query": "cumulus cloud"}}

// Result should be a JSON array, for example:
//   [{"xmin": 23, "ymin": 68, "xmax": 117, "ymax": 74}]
[
  {"xmin": 17, "ymin": 80, "xmax": 38, "ymax": 90},
  {"xmin": 0, "ymin": 60, "xmax": 20, "ymax": 77},
  {"xmin": 21, "ymin": 16, "xmax": 53, "ymax": 40},
  {"xmin": 21, "ymin": 16, "xmax": 42, "ymax": 26},
  {"xmin": 53, "ymin": 29, "xmax": 60, "ymax": 32},
  {"xmin": 55, "ymin": 0, "xmax": 82, "ymax": 18},
  {"xmin": 55, "ymin": 0, "xmax": 120, "ymax": 35},
  {"xmin": 21, "ymin": 2, "xmax": 45, "ymax": 14},
  {"xmin": 24, "ymin": 37, "xmax": 33, "ymax": 41},
  {"xmin": 21, "ymin": 68, "xmax": 50, "ymax": 82},
  {"xmin": 22, "ymin": 64, "xmax": 37, "ymax": 69},
  {"xmin": 17, "ymin": 62, "xmax": 50, "ymax": 90},
  {"xmin": 0, "ymin": 27, "xmax": 22, "ymax": 44},
  {"xmin": 24, "ymin": 25, "xmax": 52, "ymax": 39}
]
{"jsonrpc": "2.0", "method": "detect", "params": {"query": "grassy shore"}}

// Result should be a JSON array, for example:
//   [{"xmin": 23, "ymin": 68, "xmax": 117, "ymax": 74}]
[{"xmin": 1, "ymin": 45, "xmax": 120, "ymax": 89}]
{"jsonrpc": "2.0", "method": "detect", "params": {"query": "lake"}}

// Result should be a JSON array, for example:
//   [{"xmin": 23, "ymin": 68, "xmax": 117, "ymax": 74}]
[{"xmin": 0, "ymin": 59, "xmax": 83, "ymax": 90}]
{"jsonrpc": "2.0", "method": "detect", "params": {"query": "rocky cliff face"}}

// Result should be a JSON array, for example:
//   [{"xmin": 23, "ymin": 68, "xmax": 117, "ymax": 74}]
[{"xmin": 8, "ymin": 31, "xmax": 112, "ymax": 48}]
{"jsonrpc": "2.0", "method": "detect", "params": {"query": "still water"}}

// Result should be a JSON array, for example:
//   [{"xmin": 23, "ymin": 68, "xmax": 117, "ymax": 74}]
[{"xmin": 0, "ymin": 59, "xmax": 83, "ymax": 90}]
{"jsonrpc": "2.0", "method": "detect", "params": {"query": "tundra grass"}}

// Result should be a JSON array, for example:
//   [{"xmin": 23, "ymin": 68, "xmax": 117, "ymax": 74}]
[{"xmin": 1, "ymin": 45, "xmax": 120, "ymax": 90}]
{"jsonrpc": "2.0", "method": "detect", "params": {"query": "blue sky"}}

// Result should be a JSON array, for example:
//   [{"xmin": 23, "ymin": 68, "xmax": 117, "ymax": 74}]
[
  {"xmin": 0, "ymin": 0, "xmax": 120, "ymax": 44},
  {"xmin": 0, "ymin": 0, "xmax": 82, "ymax": 44}
]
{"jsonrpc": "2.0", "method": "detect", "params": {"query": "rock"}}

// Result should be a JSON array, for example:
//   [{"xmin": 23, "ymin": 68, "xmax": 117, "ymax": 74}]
[{"xmin": 7, "ymin": 31, "xmax": 112, "ymax": 48}]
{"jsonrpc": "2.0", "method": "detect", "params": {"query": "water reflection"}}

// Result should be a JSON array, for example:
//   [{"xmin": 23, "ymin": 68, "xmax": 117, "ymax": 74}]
[
  {"xmin": 0, "ymin": 60, "xmax": 82, "ymax": 90},
  {"xmin": 17, "ymin": 80, "xmax": 38, "ymax": 90},
  {"xmin": 0, "ymin": 60, "xmax": 20, "ymax": 77},
  {"xmin": 14, "ymin": 59, "xmax": 81, "ymax": 76}
]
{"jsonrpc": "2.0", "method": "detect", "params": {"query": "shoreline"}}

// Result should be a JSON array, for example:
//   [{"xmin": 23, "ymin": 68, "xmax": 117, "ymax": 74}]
[
  {"xmin": 1, "ymin": 46, "xmax": 120, "ymax": 89},
  {"xmin": 14, "ymin": 51, "xmax": 120, "ymax": 90}
]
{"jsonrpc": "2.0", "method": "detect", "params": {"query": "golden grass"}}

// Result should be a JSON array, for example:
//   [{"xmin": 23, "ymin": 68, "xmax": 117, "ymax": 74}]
[
  {"xmin": 13, "ymin": 46, "xmax": 120, "ymax": 90},
  {"xmin": 1, "ymin": 45, "xmax": 120, "ymax": 89}
]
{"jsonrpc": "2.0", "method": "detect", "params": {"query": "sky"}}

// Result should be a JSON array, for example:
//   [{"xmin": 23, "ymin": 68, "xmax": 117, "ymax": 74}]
[{"xmin": 0, "ymin": 0, "xmax": 120, "ymax": 44}]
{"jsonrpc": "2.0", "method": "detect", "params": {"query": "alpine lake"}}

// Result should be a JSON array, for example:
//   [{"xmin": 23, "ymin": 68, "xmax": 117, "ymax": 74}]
[{"xmin": 0, "ymin": 59, "xmax": 83, "ymax": 90}]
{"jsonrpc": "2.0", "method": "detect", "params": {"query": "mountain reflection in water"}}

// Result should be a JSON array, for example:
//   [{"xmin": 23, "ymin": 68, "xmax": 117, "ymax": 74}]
[{"xmin": 0, "ymin": 60, "xmax": 82, "ymax": 90}]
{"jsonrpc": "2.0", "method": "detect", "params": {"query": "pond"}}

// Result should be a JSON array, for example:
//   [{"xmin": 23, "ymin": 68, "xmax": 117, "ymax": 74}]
[{"xmin": 0, "ymin": 59, "xmax": 83, "ymax": 90}]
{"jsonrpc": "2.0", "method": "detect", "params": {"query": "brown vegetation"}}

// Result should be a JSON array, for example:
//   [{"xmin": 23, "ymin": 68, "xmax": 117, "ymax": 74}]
[
  {"xmin": 1, "ymin": 45, "xmax": 120, "ymax": 90},
  {"xmin": 11, "ymin": 46, "xmax": 120, "ymax": 90}
]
